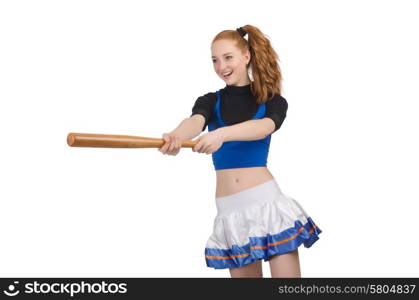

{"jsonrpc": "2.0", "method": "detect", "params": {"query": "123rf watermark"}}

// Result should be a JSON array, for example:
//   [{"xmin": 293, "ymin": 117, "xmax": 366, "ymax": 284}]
[
  {"xmin": 278, "ymin": 283, "xmax": 416, "ymax": 296},
  {"xmin": 2, "ymin": 280, "xmax": 127, "ymax": 297}
]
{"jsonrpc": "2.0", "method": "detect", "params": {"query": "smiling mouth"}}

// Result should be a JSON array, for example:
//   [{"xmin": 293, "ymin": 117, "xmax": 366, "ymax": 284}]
[{"xmin": 223, "ymin": 71, "xmax": 233, "ymax": 79}]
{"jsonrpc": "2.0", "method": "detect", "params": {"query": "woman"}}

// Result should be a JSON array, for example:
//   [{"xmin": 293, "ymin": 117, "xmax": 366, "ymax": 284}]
[{"xmin": 158, "ymin": 25, "xmax": 322, "ymax": 278}]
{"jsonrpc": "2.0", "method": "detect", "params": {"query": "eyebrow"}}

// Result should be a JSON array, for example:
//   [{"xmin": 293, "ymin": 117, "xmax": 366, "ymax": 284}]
[{"xmin": 212, "ymin": 52, "xmax": 233, "ymax": 59}]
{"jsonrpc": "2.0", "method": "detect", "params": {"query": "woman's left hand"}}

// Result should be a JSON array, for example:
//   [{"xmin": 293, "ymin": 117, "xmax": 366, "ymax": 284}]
[{"xmin": 192, "ymin": 130, "xmax": 225, "ymax": 154}]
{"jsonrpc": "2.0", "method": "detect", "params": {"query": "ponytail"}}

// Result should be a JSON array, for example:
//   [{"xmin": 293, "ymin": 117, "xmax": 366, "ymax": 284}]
[{"xmin": 212, "ymin": 24, "xmax": 282, "ymax": 104}]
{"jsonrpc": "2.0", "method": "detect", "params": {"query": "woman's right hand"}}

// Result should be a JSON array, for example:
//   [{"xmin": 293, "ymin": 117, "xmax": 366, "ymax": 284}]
[{"xmin": 158, "ymin": 133, "xmax": 182, "ymax": 156}]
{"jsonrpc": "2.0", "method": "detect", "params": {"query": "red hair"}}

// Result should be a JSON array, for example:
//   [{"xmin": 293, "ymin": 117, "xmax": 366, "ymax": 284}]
[{"xmin": 212, "ymin": 25, "xmax": 282, "ymax": 104}]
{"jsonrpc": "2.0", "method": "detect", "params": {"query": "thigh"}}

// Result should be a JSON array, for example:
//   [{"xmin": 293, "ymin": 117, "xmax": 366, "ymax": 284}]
[
  {"xmin": 229, "ymin": 260, "xmax": 263, "ymax": 278},
  {"xmin": 268, "ymin": 249, "xmax": 301, "ymax": 278}
]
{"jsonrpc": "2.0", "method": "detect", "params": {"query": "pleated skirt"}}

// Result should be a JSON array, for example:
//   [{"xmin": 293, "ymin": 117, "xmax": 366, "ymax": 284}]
[{"xmin": 204, "ymin": 179, "xmax": 322, "ymax": 269}]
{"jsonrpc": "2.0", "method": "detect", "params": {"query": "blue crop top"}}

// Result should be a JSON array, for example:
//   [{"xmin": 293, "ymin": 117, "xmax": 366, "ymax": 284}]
[{"xmin": 208, "ymin": 90, "xmax": 271, "ymax": 170}]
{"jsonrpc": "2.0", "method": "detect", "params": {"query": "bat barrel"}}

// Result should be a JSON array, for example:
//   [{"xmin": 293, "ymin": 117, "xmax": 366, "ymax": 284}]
[{"xmin": 67, "ymin": 133, "xmax": 196, "ymax": 148}]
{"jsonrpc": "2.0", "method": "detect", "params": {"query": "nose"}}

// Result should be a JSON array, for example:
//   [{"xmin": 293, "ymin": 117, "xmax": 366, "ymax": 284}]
[{"xmin": 218, "ymin": 62, "xmax": 228, "ymax": 74}]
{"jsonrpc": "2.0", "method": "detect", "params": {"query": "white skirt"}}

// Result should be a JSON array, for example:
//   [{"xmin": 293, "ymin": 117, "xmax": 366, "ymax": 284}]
[{"xmin": 204, "ymin": 179, "xmax": 322, "ymax": 269}]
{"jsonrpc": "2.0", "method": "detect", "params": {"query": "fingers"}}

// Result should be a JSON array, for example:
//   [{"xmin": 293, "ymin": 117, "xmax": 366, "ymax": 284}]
[
  {"xmin": 203, "ymin": 144, "xmax": 212, "ymax": 154},
  {"xmin": 192, "ymin": 141, "xmax": 200, "ymax": 153},
  {"xmin": 159, "ymin": 133, "xmax": 182, "ymax": 155},
  {"xmin": 193, "ymin": 143, "xmax": 202, "ymax": 153},
  {"xmin": 159, "ymin": 133, "xmax": 170, "ymax": 154},
  {"xmin": 193, "ymin": 141, "xmax": 210, "ymax": 154},
  {"xmin": 170, "ymin": 136, "xmax": 181, "ymax": 155},
  {"xmin": 168, "ymin": 136, "xmax": 177, "ymax": 152},
  {"xmin": 158, "ymin": 133, "xmax": 170, "ymax": 153}
]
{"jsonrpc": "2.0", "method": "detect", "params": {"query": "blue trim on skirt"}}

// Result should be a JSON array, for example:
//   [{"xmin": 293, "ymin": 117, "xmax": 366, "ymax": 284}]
[{"xmin": 205, "ymin": 217, "xmax": 322, "ymax": 269}]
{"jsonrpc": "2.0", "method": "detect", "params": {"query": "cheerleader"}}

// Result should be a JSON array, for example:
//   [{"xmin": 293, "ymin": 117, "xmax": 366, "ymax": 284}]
[{"xmin": 159, "ymin": 25, "xmax": 322, "ymax": 278}]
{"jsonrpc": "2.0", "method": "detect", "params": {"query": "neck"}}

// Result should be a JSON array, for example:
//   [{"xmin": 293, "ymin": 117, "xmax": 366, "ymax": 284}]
[
  {"xmin": 225, "ymin": 83, "xmax": 252, "ymax": 95},
  {"xmin": 228, "ymin": 78, "xmax": 251, "ymax": 87}
]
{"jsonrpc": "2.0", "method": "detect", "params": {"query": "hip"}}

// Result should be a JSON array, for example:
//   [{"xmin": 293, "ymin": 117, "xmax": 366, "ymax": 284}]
[{"xmin": 215, "ymin": 178, "xmax": 281, "ymax": 217}]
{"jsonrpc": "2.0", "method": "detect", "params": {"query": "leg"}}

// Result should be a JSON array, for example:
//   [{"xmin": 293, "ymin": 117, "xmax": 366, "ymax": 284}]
[
  {"xmin": 268, "ymin": 249, "xmax": 301, "ymax": 278},
  {"xmin": 229, "ymin": 260, "xmax": 263, "ymax": 278}
]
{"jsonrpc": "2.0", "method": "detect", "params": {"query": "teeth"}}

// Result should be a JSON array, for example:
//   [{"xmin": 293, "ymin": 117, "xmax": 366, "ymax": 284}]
[{"xmin": 223, "ymin": 71, "xmax": 232, "ymax": 76}]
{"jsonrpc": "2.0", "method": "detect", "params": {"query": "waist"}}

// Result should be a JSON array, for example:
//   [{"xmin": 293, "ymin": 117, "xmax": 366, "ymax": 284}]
[
  {"xmin": 215, "ymin": 179, "xmax": 281, "ymax": 216},
  {"xmin": 215, "ymin": 167, "xmax": 274, "ymax": 198}
]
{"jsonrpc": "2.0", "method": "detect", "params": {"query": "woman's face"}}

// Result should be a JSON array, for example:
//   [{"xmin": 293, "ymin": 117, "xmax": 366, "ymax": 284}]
[{"xmin": 211, "ymin": 39, "xmax": 251, "ymax": 86}]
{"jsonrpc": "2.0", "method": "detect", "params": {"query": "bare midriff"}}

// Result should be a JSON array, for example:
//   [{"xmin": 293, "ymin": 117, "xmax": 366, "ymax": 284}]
[{"xmin": 215, "ymin": 166, "xmax": 275, "ymax": 198}]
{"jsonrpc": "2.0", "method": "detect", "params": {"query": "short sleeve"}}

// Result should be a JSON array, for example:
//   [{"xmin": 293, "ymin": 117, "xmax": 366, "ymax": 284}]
[
  {"xmin": 264, "ymin": 94, "xmax": 288, "ymax": 133},
  {"xmin": 190, "ymin": 92, "xmax": 217, "ymax": 131}
]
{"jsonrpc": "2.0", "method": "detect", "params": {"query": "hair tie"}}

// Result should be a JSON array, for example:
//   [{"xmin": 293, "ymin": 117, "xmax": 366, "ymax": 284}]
[{"xmin": 236, "ymin": 27, "xmax": 247, "ymax": 38}]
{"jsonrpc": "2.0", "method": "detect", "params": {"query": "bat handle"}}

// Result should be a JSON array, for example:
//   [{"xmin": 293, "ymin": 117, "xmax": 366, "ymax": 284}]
[{"xmin": 181, "ymin": 140, "xmax": 197, "ymax": 148}]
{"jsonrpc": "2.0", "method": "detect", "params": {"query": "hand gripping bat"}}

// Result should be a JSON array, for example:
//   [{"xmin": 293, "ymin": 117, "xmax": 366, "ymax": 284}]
[{"xmin": 67, "ymin": 132, "xmax": 197, "ymax": 148}]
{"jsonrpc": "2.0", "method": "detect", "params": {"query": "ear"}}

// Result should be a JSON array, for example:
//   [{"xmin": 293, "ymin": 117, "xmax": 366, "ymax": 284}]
[{"xmin": 245, "ymin": 49, "xmax": 251, "ymax": 65}]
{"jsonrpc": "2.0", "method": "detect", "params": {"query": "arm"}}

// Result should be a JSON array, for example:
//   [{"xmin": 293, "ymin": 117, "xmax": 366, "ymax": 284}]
[
  {"xmin": 216, "ymin": 94, "xmax": 287, "ymax": 142},
  {"xmin": 217, "ymin": 117, "xmax": 275, "ymax": 142},
  {"xmin": 168, "ymin": 114, "xmax": 205, "ymax": 140}
]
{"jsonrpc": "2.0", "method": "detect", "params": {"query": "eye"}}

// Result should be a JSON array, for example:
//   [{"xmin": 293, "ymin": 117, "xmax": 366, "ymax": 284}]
[{"xmin": 212, "ymin": 56, "xmax": 232, "ymax": 63}]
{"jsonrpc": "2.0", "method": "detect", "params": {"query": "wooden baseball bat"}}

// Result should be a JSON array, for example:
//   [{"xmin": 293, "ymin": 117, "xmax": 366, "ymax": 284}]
[{"xmin": 67, "ymin": 132, "xmax": 197, "ymax": 148}]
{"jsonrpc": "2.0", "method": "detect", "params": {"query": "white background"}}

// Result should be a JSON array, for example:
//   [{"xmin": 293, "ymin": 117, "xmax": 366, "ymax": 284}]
[{"xmin": 1, "ymin": 0, "xmax": 418, "ymax": 277}]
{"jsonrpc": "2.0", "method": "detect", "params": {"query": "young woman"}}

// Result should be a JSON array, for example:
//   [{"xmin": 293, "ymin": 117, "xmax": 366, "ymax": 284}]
[{"xmin": 158, "ymin": 25, "xmax": 322, "ymax": 278}]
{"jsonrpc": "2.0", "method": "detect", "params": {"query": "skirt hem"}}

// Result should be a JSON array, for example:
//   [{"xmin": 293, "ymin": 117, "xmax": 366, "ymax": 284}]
[{"xmin": 204, "ymin": 217, "xmax": 321, "ymax": 270}]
